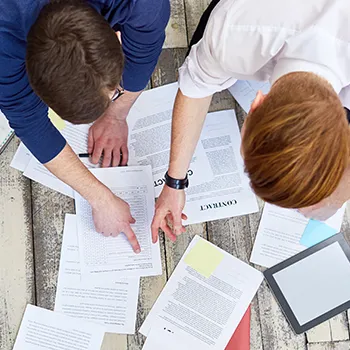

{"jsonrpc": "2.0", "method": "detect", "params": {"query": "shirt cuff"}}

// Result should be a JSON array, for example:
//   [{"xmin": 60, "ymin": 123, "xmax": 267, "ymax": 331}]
[
  {"xmin": 20, "ymin": 122, "xmax": 66, "ymax": 164},
  {"xmin": 178, "ymin": 55, "xmax": 237, "ymax": 99}
]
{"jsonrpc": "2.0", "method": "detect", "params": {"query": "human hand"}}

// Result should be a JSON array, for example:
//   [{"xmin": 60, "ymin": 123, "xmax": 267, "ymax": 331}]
[
  {"xmin": 91, "ymin": 189, "xmax": 140, "ymax": 253},
  {"xmin": 151, "ymin": 185, "xmax": 187, "ymax": 243},
  {"xmin": 88, "ymin": 113, "xmax": 129, "ymax": 167}
]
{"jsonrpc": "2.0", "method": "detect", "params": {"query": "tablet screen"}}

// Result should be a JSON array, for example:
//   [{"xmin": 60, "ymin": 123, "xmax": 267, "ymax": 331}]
[{"xmin": 273, "ymin": 242, "xmax": 350, "ymax": 326}]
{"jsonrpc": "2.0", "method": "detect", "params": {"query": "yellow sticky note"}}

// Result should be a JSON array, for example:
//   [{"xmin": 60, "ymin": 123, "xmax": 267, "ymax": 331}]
[
  {"xmin": 48, "ymin": 108, "xmax": 66, "ymax": 131},
  {"xmin": 184, "ymin": 238, "xmax": 224, "ymax": 278}
]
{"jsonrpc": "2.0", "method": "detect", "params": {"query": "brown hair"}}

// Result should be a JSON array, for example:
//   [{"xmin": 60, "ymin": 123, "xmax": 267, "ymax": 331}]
[
  {"xmin": 26, "ymin": 0, "xmax": 124, "ymax": 123},
  {"xmin": 242, "ymin": 72, "xmax": 350, "ymax": 208}
]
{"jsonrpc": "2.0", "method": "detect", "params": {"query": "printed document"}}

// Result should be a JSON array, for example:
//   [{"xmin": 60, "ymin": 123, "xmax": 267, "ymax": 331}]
[
  {"xmin": 184, "ymin": 110, "xmax": 259, "ymax": 225},
  {"xmin": 55, "ymin": 214, "xmax": 140, "ymax": 334},
  {"xmin": 23, "ymin": 122, "xmax": 97, "ymax": 197},
  {"xmin": 228, "ymin": 80, "xmax": 271, "ymax": 113},
  {"xmin": 250, "ymin": 203, "xmax": 346, "ymax": 268},
  {"xmin": 13, "ymin": 304, "xmax": 105, "ymax": 350},
  {"xmin": 140, "ymin": 236, "xmax": 263, "ymax": 350},
  {"xmin": 75, "ymin": 165, "xmax": 162, "ymax": 277},
  {"xmin": 127, "ymin": 83, "xmax": 214, "ymax": 197}
]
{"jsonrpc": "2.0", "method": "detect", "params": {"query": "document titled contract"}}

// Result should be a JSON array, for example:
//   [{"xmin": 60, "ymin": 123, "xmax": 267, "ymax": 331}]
[
  {"xmin": 75, "ymin": 165, "xmax": 162, "ymax": 277},
  {"xmin": 250, "ymin": 203, "xmax": 346, "ymax": 268},
  {"xmin": 184, "ymin": 110, "xmax": 259, "ymax": 225},
  {"xmin": 140, "ymin": 236, "xmax": 263, "ymax": 350},
  {"xmin": 228, "ymin": 80, "xmax": 271, "ymax": 113},
  {"xmin": 22, "ymin": 122, "xmax": 97, "ymax": 197},
  {"xmin": 13, "ymin": 304, "xmax": 105, "ymax": 350},
  {"xmin": 55, "ymin": 214, "xmax": 140, "ymax": 334},
  {"xmin": 127, "ymin": 83, "xmax": 214, "ymax": 197}
]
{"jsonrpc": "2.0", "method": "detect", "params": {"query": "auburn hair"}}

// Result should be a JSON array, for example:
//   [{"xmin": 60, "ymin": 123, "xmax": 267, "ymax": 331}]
[
  {"xmin": 242, "ymin": 72, "xmax": 350, "ymax": 208},
  {"xmin": 26, "ymin": 0, "xmax": 124, "ymax": 124}
]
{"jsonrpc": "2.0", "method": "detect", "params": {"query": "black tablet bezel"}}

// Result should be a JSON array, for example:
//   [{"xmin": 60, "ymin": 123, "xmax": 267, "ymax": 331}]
[{"xmin": 264, "ymin": 233, "xmax": 350, "ymax": 334}]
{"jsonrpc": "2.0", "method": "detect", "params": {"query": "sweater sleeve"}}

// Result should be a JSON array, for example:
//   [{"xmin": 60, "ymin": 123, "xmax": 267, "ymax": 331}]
[
  {"xmin": 119, "ymin": 0, "xmax": 170, "ymax": 91},
  {"xmin": 0, "ymin": 28, "xmax": 66, "ymax": 164}
]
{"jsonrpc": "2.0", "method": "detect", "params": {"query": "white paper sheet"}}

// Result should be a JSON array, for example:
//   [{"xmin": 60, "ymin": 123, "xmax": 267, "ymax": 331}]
[
  {"xmin": 228, "ymin": 80, "xmax": 271, "ymax": 113},
  {"xmin": 55, "ymin": 214, "xmax": 140, "ymax": 334},
  {"xmin": 75, "ymin": 165, "xmax": 162, "ymax": 277},
  {"xmin": 127, "ymin": 83, "xmax": 214, "ymax": 197},
  {"xmin": 142, "ymin": 326, "xmax": 182, "ymax": 350},
  {"xmin": 250, "ymin": 203, "xmax": 346, "ymax": 268},
  {"xmin": 23, "ymin": 122, "xmax": 97, "ymax": 197},
  {"xmin": 140, "ymin": 235, "xmax": 263, "ymax": 350},
  {"xmin": 0, "ymin": 110, "xmax": 14, "ymax": 152},
  {"xmin": 13, "ymin": 304, "xmax": 105, "ymax": 350},
  {"xmin": 10, "ymin": 143, "xmax": 31, "ymax": 172},
  {"xmin": 184, "ymin": 110, "xmax": 259, "ymax": 225}
]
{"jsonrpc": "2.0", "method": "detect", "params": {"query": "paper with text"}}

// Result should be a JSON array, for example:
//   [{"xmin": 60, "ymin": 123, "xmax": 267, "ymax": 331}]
[
  {"xmin": 13, "ymin": 304, "xmax": 105, "ymax": 350},
  {"xmin": 55, "ymin": 214, "xmax": 140, "ymax": 334},
  {"xmin": 250, "ymin": 203, "xmax": 346, "ymax": 268},
  {"xmin": 143, "ymin": 325, "xmax": 184, "ymax": 350},
  {"xmin": 75, "ymin": 165, "xmax": 162, "ymax": 277},
  {"xmin": 127, "ymin": 83, "xmax": 214, "ymax": 197},
  {"xmin": 228, "ymin": 80, "xmax": 271, "ymax": 113},
  {"xmin": 140, "ymin": 235, "xmax": 263, "ymax": 350},
  {"xmin": 23, "ymin": 122, "xmax": 97, "ymax": 197},
  {"xmin": 184, "ymin": 110, "xmax": 259, "ymax": 225}
]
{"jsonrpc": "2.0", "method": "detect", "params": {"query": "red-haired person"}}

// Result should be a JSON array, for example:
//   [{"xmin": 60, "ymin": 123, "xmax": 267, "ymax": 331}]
[{"xmin": 152, "ymin": 0, "xmax": 350, "ymax": 241}]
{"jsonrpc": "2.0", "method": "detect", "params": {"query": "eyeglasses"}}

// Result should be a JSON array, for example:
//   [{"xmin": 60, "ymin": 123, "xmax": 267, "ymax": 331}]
[{"xmin": 111, "ymin": 78, "xmax": 124, "ymax": 102}]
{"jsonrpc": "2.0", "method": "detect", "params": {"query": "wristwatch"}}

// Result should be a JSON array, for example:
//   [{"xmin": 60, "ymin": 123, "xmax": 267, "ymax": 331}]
[{"xmin": 164, "ymin": 171, "xmax": 189, "ymax": 190}]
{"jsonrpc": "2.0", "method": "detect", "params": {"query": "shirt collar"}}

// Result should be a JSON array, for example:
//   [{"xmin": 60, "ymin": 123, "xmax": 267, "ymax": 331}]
[{"xmin": 271, "ymin": 59, "xmax": 342, "ymax": 94}]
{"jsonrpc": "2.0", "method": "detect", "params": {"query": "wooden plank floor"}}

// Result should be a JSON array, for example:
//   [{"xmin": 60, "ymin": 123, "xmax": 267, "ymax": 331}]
[{"xmin": 1, "ymin": 0, "xmax": 350, "ymax": 349}]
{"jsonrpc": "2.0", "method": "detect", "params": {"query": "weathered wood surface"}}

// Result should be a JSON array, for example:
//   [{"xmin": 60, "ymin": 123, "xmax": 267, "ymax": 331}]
[
  {"xmin": 308, "ymin": 341, "xmax": 350, "ymax": 350},
  {"xmin": 0, "ymin": 138, "xmax": 35, "ymax": 350},
  {"xmin": 164, "ymin": 0, "xmax": 188, "ymax": 48},
  {"xmin": 2, "ymin": 0, "xmax": 350, "ymax": 348},
  {"xmin": 184, "ymin": 0, "xmax": 211, "ymax": 43}
]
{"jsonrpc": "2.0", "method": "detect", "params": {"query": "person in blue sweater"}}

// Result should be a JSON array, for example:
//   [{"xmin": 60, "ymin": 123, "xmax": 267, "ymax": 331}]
[{"xmin": 0, "ymin": 0, "xmax": 170, "ymax": 252}]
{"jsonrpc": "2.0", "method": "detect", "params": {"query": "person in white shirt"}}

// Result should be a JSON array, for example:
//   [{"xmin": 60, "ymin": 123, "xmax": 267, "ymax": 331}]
[{"xmin": 151, "ymin": 0, "xmax": 350, "ymax": 242}]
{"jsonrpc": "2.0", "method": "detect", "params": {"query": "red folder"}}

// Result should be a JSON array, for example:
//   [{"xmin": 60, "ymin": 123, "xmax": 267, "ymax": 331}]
[{"xmin": 225, "ymin": 306, "xmax": 251, "ymax": 350}]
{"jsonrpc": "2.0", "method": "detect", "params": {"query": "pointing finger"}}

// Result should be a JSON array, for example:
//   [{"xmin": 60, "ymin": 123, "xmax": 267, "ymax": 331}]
[{"xmin": 123, "ymin": 225, "xmax": 141, "ymax": 254}]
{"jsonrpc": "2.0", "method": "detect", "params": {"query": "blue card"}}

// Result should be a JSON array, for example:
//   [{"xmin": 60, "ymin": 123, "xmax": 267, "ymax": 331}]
[{"xmin": 300, "ymin": 219, "xmax": 337, "ymax": 248}]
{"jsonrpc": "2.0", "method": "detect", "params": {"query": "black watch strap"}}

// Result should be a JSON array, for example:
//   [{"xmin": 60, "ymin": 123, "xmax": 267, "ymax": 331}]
[{"xmin": 165, "ymin": 171, "xmax": 189, "ymax": 190}]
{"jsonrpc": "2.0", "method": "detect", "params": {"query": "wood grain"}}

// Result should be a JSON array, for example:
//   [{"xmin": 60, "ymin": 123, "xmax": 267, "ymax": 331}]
[
  {"xmin": 308, "ymin": 341, "xmax": 350, "ymax": 350},
  {"xmin": 164, "ymin": 0, "xmax": 188, "ymax": 48},
  {"xmin": 184, "ymin": 0, "xmax": 211, "ymax": 43},
  {"xmin": 0, "ymin": 138, "xmax": 35, "ymax": 350}
]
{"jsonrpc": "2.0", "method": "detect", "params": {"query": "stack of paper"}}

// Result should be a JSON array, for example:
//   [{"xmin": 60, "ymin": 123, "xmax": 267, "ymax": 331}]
[
  {"xmin": 11, "ymin": 83, "xmax": 259, "ymax": 225},
  {"xmin": 11, "ymin": 121, "xmax": 97, "ymax": 197},
  {"xmin": 127, "ymin": 83, "xmax": 259, "ymax": 224},
  {"xmin": 75, "ymin": 166, "xmax": 162, "ymax": 278},
  {"xmin": 55, "ymin": 214, "xmax": 140, "ymax": 334},
  {"xmin": 140, "ymin": 236, "xmax": 263, "ymax": 349}
]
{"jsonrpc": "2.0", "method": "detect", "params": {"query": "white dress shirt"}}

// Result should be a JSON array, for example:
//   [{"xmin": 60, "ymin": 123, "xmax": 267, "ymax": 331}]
[{"xmin": 179, "ymin": 0, "xmax": 350, "ymax": 108}]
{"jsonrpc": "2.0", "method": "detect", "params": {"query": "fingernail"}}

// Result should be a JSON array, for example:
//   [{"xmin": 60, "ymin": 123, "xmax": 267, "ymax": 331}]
[{"xmin": 135, "ymin": 248, "xmax": 141, "ymax": 254}]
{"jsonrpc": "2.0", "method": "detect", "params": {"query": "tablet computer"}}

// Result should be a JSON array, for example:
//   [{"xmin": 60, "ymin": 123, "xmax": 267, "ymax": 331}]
[{"xmin": 264, "ymin": 233, "xmax": 350, "ymax": 334}]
